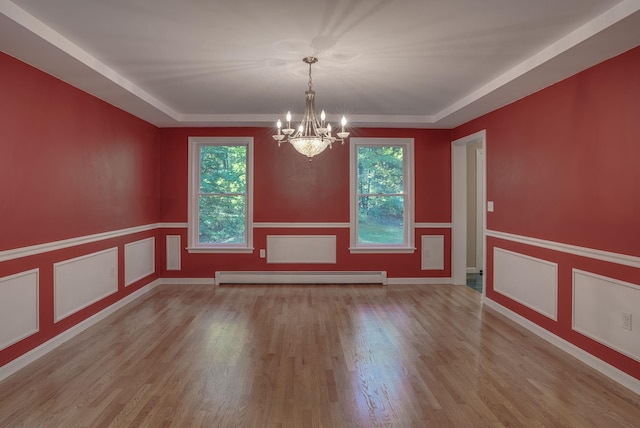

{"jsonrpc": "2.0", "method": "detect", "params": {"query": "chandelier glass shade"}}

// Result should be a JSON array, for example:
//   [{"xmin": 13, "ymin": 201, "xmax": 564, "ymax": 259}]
[{"xmin": 272, "ymin": 56, "xmax": 349, "ymax": 159}]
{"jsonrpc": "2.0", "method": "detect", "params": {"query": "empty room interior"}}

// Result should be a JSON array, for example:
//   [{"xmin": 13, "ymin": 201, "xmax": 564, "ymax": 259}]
[{"xmin": 1, "ymin": 0, "xmax": 640, "ymax": 426}]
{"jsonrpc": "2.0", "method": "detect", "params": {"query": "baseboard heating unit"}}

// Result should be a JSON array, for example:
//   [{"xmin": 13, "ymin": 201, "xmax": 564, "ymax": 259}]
[{"xmin": 215, "ymin": 271, "xmax": 387, "ymax": 285}]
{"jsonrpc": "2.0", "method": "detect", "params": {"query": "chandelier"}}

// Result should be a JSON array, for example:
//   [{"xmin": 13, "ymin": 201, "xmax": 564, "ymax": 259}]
[{"xmin": 272, "ymin": 56, "xmax": 349, "ymax": 159}]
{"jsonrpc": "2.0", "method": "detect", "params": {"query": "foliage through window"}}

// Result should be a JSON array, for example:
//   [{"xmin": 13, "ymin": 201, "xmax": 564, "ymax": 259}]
[
  {"xmin": 188, "ymin": 137, "xmax": 253, "ymax": 252},
  {"xmin": 350, "ymin": 138, "xmax": 414, "ymax": 252}
]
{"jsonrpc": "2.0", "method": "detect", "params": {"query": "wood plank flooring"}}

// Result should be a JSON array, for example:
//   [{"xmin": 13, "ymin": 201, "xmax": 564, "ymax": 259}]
[{"xmin": 1, "ymin": 284, "xmax": 639, "ymax": 427}]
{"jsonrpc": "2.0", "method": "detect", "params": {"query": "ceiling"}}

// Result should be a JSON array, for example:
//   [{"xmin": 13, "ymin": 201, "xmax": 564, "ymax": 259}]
[{"xmin": 1, "ymin": 0, "xmax": 640, "ymax": 129}]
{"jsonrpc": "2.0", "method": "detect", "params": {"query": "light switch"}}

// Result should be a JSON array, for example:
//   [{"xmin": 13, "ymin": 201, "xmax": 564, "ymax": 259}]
[
  {"xmin": 487, "ymin": 201, "xmax": 494, "ymax": 212},
  {"xmin": 260, "ymin": 249, "xmax": 266, "ymax": 258}
]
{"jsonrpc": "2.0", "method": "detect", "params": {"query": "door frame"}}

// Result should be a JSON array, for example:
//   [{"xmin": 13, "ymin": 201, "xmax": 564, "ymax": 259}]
[
  {"xmin": 451, "ymin": 130, "xmax": 486, "ymax": 293},
  {"xmin": 475, "ymin": 149, "xmax": 485, "ymax": 273}
]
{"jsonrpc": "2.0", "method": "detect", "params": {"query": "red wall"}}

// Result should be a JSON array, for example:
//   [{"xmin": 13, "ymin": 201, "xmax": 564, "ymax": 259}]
[
  {"xmin": 0, "ymin": 52, "xmax": 161, "ymax": 366},
  {"xmin": 454, "ymin": 45, "xmax": 640, "ymax": 379},
  {"xmin": 0, "ymin": 53, "xmax": 160, "ymax": 251},
  {"xmin": 158, "ymin": 127, "xmax": 452, "ymax": 278},
  {"xmin": 454, "ymin": 46, "xmax": 640, "ymax": 257}
]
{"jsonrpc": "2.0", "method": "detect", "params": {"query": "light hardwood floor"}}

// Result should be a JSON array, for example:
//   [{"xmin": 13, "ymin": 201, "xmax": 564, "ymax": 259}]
[{"xmin": 1, "ymin": 284, "xmax": 639, "ymax": 427}]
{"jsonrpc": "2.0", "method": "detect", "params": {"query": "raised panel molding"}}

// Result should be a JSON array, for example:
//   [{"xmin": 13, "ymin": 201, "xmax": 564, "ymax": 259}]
[
  {"xmin": 0, "ymin": 269, "xmax": 39, "ymax": 351},
  {"xmin": 124, "ymin": 237, "xmax": 155, "ymax": 286},
  {"xmin": 421, "ymin": 235, "xmax": 445, "ymax": 270},
  {"xmin": 54, "ymin": 248, "xmax": 118, "ymax": 322},
  {"xmin": 266, "ymin": 235, "xmax": 336, "ymax": 264},
  {"xmin": 573, "ymin": 269, "xmax": 640, "ymax": 362},
  {"xmin": 493, "ymin": 247, "xmax": 558, "ymax": 320},
  {"xmin": 166, "ymin": 235, "xmax": 181, "ymax": 271}
]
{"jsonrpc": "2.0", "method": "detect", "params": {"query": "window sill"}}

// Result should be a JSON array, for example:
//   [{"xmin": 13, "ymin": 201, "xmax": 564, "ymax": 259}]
[
  {"xmin": 349, "ymin": 246, "xmax": 416, "ymax": 254},
  {"xmin": 186, "ymin": 247, "xmax": 254, "ymax": 254}
]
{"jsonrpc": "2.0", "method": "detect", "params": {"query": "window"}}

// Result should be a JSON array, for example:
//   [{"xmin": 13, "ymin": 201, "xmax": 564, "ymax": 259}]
[
  {"xmin": 350, "ymin": 138, "xmax": 414, "ymax": 253},
  {"xmin": 188, "ymin": 137, "xmax": 253, "ymax": 253}
]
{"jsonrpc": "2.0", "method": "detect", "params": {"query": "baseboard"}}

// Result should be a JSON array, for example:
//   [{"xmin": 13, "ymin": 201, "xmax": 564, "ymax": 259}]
[
  {"xmin": 387, "ymin": 277, "xmax": 453, "ymax": 285},
  {"xmin": 0, "ymin": 279, "xmax": 161, "ymax": 383},
  {"xmin": 159, "ymin": 277, "xmax": 215, "ymax": 285},
  {"xmin": 483, "ymin": 298, "xmax": 640, "ymax": 396}
]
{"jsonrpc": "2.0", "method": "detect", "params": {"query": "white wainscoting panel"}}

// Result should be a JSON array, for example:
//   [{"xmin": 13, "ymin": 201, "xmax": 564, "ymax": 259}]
[
  {"xmin": 573, "ymin": 269, "xmax": 640, "ymax": 362},
  {"xmin": 166, "ymin": 235, "xmax": 181, "ymax": 271},
  {"xmin": 54, "ymin": 248, "xmax": 118, "ymax": 322},
  {"xmin": 421, "ymin": 235, "xmax": 445, "ymax": 270},
  {"xmin": 0, "ymin": 269, "xmax": 39, "ymax": 351},
  {"xmin": 493, "ymin": 248, "xmax": 558, "ymax": 320},
  {"xmin": 267, "ymin": 235, "xmax": 336, "ymax": 264},
  {"xmin": 125, "ymin": 237, "xmax": 155, "ymax": 286}
]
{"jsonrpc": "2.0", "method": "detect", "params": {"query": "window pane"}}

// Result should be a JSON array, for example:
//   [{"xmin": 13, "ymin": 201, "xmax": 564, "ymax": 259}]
[
  {"xmin": 358, "ymin": 195, "xmax": 404, "ymax": 244},
  {"xmin": 199, "ymin": 195, "xmax": 246, "ymax": 244},
  {"xmin": 357, "ymin": 146, "xmax": 404, "ymax": 194},
  {"xmin": 200, "ymin": 145, "xmax": 246, "ymax": 194}
]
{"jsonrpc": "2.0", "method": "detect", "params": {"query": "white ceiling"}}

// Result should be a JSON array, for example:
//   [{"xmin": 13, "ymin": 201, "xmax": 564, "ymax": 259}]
[{"xmin": 1, "ymin": 0, "xmax": 640, "ymax": 128}]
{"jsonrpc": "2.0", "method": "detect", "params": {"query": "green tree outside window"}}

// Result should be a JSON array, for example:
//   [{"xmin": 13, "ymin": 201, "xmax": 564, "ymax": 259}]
[
  {"xmin": 198, "ymin": 145, "xmax": 247, "ymax": 244},
  {"xmin": 357, "ymin": 146, "xmax": 405, "ymax": 244}
]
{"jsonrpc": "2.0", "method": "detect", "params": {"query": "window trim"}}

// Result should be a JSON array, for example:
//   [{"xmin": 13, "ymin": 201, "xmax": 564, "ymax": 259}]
[
  {"xmin": 349, "ymin": 137, "xmax": 415, "ymax": 254},
  {"xmin": 187, "ymin": 136, "xmax": 254, "ymax": 253}
]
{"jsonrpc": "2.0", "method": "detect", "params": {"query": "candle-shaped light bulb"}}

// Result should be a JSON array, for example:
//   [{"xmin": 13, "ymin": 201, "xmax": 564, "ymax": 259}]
[
  {"xmin": 327, "ymin": 123, "xmax": 332, "ymax": 135},
  {"xmin": 320, "ymin": 110, "xmax": 326, "ymax": 125},
  {"xmin": 298, "ymin": 124, "xmax": 304, "ymax": 133},
  {"xmin": 286, "ymin": 111, "xmax": 292, "ymax": 127},
  {"xmin": 276, "ymin": 119, "xmax": 282, "ymax": 135},
  {"xmin": 341, "ymin": 116, "xmax": 347, "ymax": 132}
]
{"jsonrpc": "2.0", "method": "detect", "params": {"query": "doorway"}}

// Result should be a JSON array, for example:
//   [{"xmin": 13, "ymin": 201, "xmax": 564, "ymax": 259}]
[{"xmin": 451, "ymin": 130, "xmax": 486, "ymax": 296}]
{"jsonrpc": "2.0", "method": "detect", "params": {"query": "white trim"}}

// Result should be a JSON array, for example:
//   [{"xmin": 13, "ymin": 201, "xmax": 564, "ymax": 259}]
[
  {"xmin": 475, "ymin": 149, "xmax": 485, "ymax": 274},
  {"xmin": 159, "ymin": 277, "xmax": 215, "ymax": 285},
  {"xmin": 484, "ymin": 297, "xmax": 640, "ymax": 396},
  {"xmin": 486, "ymin": 230, "xmax": 640, "ymax": 269},
  {"xmin": 254, "ymin": 222, "xmax": 350, "ymax": 228},
  {"xmin": 0, "ymin": 279, "xmax": 161, "ymax": 384},
  {"xmin": 0, "ymin": 223, "xmax": 157, "ymax": 263},
  {"xmin": 158, "ymin": 222, "xmax": 188, "ymax": 228},
  {"xmin": 387, "ymin": 277, "xmax": 453, "ymax": 285},
  {"xmin": 415, "ymin": 222, "xmax": 452, "ymax": 228}
]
